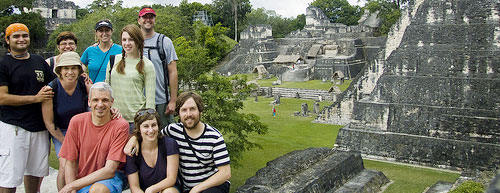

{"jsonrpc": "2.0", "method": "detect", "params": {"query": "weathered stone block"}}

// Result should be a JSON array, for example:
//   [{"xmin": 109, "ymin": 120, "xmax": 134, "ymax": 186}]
[
  {"xmin": 331, "ymin": 170, "xmax": 389, "ymax": 193},
  {"xmin": 335, "ymin": 126, "xmax": 500, "ymax": 170},
  {"xmin": 487, "ymin": 172, "xmax": 500, "ymax": 193},
  {"xmin": 236, "ymin": 148, "xmax": 373, "ymax": 193}
]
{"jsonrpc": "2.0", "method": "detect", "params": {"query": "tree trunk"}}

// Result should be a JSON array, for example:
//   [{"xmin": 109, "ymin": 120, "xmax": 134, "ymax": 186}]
[{"xmin": 233, "ymin": 0, "xmax": 238, "ymax": 42}]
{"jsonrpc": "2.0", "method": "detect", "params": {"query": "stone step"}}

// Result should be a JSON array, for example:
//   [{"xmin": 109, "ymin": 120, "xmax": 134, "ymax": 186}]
[
  {"xmin": 237, "ymin": 148, "xmax": 389, "ymax": 193},
  {"xmin": 423, "ymin": 181, "xmax": 454, "ymax": 193},
  {"xmin": 331, "ymin": 170, "xmax": 389, "ymax": 193},
  {"xmin": 351, "ymin": 101, "xmax": 500, "ymax": 141},
  {"xmin": 335, "ymin": 126, "xmax": 500, "ymax": 171},
  {"xmin": 403, "ymin": 24, "xmax": 498, "ymax": 48}
]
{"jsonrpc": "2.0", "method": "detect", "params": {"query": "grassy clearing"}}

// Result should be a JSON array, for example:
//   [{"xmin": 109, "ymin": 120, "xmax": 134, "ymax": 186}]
[
  {"xmin": 231, "ymin": 96, "xmax": 460, "ymax": 192},
  {"xmin": 232, "ymin": 97, "xmax": 339, "ymax": 192},
  {"xmin": 231, "ymin": 73, "xmax": 352, "ymax": 91},
  {"xmin": 364, "ymin": 160, "xmax": 460, "ymax": 193}
]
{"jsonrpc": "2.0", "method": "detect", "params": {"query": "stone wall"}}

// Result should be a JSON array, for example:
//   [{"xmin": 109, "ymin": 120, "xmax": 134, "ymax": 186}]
[
  {"xmin": 305, "ymin": 6, "xmax": 377, "ymax": 38},
  {"xmin": 240, "ymin": 25, "xmax": 273, "ymax": 40},
  {"xmin": 29, "ymin": 0, "xmax": 77, "ymax": 31},
  {"xmin": 217, "ymin": 6, "xmax": 385, "ymax": 84},
  {"xmin": 318, "ymin": 0, "xmax": 500, "ymax": 170},
  {"xmin": 237, "ymin": 148, "xmax": 389, "ymax": 193},
  {"xmin": 260, "ymin": 87, "xmax": 336, "ymax": 101}
]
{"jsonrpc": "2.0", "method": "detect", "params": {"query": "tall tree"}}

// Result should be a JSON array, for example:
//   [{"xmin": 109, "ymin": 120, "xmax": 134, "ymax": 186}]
[
  {"xmin": 0, "ymin": 0, "xmax": 33, "ymax": 11},
  {"xmin": 87, "ymin": 0, "xmax": 122, "ymax": 13},
  {"xmin": 310, "ymin": 0, "xmax": 362, "ymax": 26},
  {"xmin": 242, "ymin": 8, "xmax": 306, "ymax": 38},
  {"xmin": 193, "ymin": 73, "xmax": 268, "ymax": 166},
  {"xmin": 243, "ymin": 8, "xmax": 268, "ymax": 26},
  {"xmin": 365, "ymin": 0, "xmax": 401, "ymax": 35},
  {"xmin": 1, "ymin": 0, "xmax": 46, "ymax": 49},
  {"xmin": 211, "ymin": 0, "xmax": 251, "ymax": 41}
]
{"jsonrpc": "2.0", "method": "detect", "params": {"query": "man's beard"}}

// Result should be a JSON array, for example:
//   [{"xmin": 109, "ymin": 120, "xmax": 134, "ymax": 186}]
[{"xmin": 183, "ymin": 116, "xmax": 200, "ymax": 130}]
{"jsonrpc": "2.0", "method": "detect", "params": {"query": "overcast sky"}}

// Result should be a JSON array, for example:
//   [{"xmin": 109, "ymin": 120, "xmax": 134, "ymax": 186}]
[{"xmin": 67, "ymin": 0, "xmax": 366, "ymax": 18}]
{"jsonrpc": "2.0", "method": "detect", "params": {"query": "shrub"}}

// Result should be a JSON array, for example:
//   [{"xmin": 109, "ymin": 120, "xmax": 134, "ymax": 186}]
[{"xmin": 450, "ymin": 180, "xmax": 484, "ymax": 193}]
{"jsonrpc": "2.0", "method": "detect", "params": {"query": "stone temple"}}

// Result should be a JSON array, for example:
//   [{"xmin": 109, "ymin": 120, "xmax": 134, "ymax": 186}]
[
  {"xmin": 216, "ymin": 6, "xmax": 383, "ymax": 82},
  {"xmin": 238, "ymin": 0, "xmax": 500, "ymax": 192},
  {"xmin": 316, "ymin": 0, "xmax": 500, "ymax": 171}
]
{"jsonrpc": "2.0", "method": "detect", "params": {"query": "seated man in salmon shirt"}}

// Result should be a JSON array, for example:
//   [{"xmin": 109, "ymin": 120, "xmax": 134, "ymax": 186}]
[{"xmin": 59, "ymin": 82, "xmax": 129, "ymax": 193}]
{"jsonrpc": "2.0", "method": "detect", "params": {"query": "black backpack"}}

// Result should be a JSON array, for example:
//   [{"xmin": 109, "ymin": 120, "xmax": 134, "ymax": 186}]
[{"xmin": 108, "ymin": 34, "xmax": 169, "ymax": 97}]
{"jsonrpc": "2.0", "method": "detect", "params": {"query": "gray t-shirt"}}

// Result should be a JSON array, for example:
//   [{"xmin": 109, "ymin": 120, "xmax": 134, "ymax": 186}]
[{"xmin": 143, "ymin": 32, "xmax": 178, "ymax": 104}]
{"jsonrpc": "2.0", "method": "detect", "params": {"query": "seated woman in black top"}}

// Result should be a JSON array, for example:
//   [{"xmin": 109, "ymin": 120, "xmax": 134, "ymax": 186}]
[{"xmin": 125, "ymin": 108, "xmax": 180, "ymax": 193}]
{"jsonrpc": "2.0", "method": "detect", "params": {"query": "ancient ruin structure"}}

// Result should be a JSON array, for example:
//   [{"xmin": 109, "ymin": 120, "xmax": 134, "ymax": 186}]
[
  {"xmin": 216, "ymin": 6, "xmax": 383, "ymax": 84},
  {"xmin": 237, "ymin": 148, "xmax": 389, "ymax": 192},
  {"xmin": 192, "ymin": 10, "xmax": 214, "ymax": 26},
  {"xmin": 28, "ymin": 0, "xmax": 77, "ymax": 31},
  {"xmin": 217, "ymin": 24, "xmax": 279, "ymax": 74},
  {"xmin": 316, "ymin": 0, "xmax": 500, "ymax": 171}
]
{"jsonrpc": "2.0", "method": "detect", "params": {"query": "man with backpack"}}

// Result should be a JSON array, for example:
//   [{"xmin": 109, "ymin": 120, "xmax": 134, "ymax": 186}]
[{"xmin": 138, "ymin": 7, "xmax": 179, "ymax": 129}]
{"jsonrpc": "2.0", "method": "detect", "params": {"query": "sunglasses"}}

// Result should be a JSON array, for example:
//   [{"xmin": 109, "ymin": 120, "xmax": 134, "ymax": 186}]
[{"xmin": 136, "ymin": 108, "xmax": 156, "ymax": 116}]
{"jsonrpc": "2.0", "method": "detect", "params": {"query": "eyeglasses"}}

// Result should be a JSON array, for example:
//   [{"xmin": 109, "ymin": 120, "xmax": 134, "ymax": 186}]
[
  {"xmin": 136, "ymin": 108, "xmax": 156, "ymax": 116},
  {"xmin": 59, "ymin": 42, "xmax": 76, "ymax": 46}
]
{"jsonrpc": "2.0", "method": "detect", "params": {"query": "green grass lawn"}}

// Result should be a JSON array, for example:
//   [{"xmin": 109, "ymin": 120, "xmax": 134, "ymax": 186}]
[
  {"xmin": 232, "ymin": 97, "xmax": 339, "ymax": 192},
  {"xmin": 364, "ymin": 160, "xmax": 460, "ymax": 193},
  {"xmin": 231, "ymin": 96, "xmax": 460, "ymax": 193},
  {"xmin": 231, "ymin": 74, "xmax": 352, "ymax": 91}
]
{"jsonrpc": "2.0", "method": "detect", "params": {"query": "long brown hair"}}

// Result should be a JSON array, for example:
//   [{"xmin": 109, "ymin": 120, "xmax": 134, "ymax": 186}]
[
  {"xmin": 115, "ymin": 24, "xmax": 145, "ymax": 74},
  {"xmin": 133, "ymin": 108, "xmax": 161, "ymax": 143}
]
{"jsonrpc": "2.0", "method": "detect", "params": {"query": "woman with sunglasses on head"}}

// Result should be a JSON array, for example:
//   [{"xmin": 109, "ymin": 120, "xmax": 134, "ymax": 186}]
[
  {"xmin": 81, "ymin": 19, "xmax": 122, "ymax": 83},
  {"xmin": 106, "ymin": 24, "xmax": 156, "ymax": 132},
  {"xmin": 125, "ymin": 108, "xmax": 180, "ymax": 193}
]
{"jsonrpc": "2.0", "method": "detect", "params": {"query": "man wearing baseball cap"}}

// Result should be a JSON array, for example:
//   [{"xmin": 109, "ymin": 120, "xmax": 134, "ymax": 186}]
[
  {"xmin": 0, "ymin": 23, "xmax": 56, "ymax": 193},
  {"xmin": 138, "ymin": 6, "xmax": 179, "ymax": 130}
]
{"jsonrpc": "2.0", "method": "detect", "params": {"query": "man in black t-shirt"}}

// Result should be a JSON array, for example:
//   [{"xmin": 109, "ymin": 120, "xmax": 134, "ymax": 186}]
[{"xmin": 0, "ymin": 23, "xmax": 55, "ymax": 193}]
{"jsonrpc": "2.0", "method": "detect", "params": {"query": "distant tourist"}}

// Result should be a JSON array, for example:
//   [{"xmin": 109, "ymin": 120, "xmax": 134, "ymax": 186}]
[
  {"xmin": 0, "ymin": 23, "xmax": 56, "ymax": 193},
  {"xmin": 58, "ymin": 82, "xmax": 129, "ymax": 193},
  {"xmin": 105, "ymin": 24, "xmax": 156, "ymax": 133},
  {"xmin": 81, "ymin": 19, "xmax": 122, "ymax": 83},
  {"xmin": 125, "ymin": 108, "xmax": 180, "ymax": 193},
  {"xmin": 138, "ymin": 6, "xmax": 179, "ymax": 129},
  {"xmin": 125, "ymin": 91, "xmax": 231, "ymax": 193}
]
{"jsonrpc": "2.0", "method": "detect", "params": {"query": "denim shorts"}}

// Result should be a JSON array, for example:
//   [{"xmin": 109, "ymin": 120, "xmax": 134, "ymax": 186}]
[
  {"xmin": 51, "ymin": 129, "xmax": 67, "ymax": 157},
  {"xmin": 77, "ymin": 171, "xmax": 125, "ymax": 193}
]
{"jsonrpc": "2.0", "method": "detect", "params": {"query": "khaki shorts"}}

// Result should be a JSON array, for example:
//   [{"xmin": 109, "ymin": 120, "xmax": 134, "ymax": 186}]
[
  {"xmin": 0, "ymin": 121, "xmax": 49, "ymax": 188},
  {"xmin": 156, "ymin": 103, "xmax": 175, "ymax": 130}
]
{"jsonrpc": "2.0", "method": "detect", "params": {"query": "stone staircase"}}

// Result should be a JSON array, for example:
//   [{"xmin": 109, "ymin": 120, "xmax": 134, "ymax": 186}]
[
  {"xmin": 260, "ymin": 87, "xmax": 336, "ymax": 101},
  {"xmin": 320, "ymin": 0, "xmax": 500, "ymax": 171},
  {"xmin": 236, "ymin": 148, "xmax": 389, "ymax": 193}
]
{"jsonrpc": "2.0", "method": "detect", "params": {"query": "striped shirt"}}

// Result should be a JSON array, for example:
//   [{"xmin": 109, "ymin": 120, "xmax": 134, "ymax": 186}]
[{"xmin": 161, "ymin": 123, "xmax": 230, "ymax": 190}]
